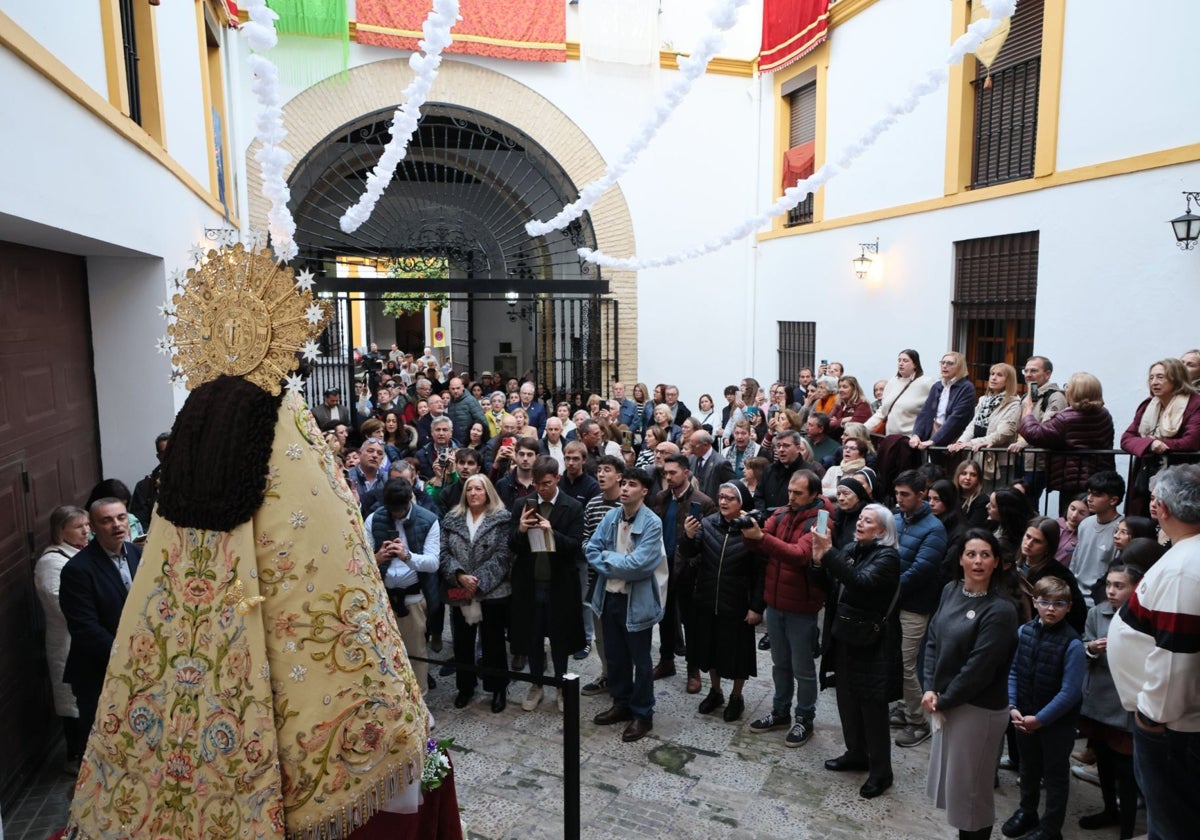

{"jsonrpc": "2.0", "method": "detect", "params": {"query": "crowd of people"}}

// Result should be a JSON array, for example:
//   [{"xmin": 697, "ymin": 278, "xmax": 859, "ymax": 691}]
[{"xmin": 33, "ymin": 344, "xmax": 1200, "ymax": 840}]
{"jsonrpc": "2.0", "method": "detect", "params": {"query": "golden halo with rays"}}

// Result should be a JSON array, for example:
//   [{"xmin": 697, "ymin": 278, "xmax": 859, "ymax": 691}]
[{"xmin": 168, "ymin": 243, "xmax": 329, "ymax": 395}]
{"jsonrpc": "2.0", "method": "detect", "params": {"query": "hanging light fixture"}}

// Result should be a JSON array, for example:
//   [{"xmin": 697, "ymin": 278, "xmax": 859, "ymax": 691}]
[
  {"xmin": 1169, "ymin": 192, "xmax": 1200, "ymax": 250},
  {"xmin": 853, "ymin": 238, "xmax": 879, "ymax": 278}
]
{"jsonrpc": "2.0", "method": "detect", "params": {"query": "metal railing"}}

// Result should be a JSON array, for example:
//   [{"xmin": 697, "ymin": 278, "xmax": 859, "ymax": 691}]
[{"xmin": 407, "ymin": 653, "xmax": 582, "ymax": 838}]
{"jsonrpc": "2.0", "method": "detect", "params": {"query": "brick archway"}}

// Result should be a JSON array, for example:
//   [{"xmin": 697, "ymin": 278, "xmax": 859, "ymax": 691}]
[{"xmin": 245, "ymin": 58, "xmax": 638, "ymax": 381}]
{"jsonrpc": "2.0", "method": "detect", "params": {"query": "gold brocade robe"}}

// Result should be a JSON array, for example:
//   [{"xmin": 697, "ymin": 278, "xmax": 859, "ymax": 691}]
[{"xmin": 67, "ymin": 393, "xmax": 428, "ymax": 840}]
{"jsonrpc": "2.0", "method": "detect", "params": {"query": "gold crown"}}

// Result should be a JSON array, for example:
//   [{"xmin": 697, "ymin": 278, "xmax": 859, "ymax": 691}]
[{"xmin": 167, "ymin": 243, "xmax": 329, "ymax": 395}]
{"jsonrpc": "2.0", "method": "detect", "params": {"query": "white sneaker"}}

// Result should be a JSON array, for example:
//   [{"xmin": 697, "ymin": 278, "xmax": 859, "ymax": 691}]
[{"xmin": 521, "ymin": 685, "xmax": 543, "ymax": 711}]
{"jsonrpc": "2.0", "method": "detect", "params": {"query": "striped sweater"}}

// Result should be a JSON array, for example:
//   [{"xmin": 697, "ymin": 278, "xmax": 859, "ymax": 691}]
[{"xmin": 1107, "ymin": 532, "xmax": 1200, "ymax": 731}]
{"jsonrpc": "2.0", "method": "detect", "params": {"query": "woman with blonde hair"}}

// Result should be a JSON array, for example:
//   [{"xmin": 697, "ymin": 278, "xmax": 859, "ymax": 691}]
[
  {"xmin": 948, "ymin": 363, "xmax": 1021, "ymax": 480},
  {"xmin": 440, "ymin": 474, "xmax": 513, "ymax": 712},
  {"xmin": 829, "ymin": 376, "xmax": 873, "ymax": 436},
  {"xmin": 910, "ymin": 351, "xmax": 977, "ymax": 450},
  {"xmin": 1018, "ymin": 371, "xmax": 1115, "ymax": 513},
  {"xmin": 1120, "ymin": 358, "xmax": 1200, "ymax": 515},
  {"xmin": 35, "ymin": 505, "xmax": 91, "ymax": 770}
]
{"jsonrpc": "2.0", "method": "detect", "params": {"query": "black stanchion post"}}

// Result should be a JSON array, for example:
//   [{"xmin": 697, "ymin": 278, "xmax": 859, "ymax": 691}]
[{"xmin": 561, "ymin": 672, "xmax": 581, "ymax": 839}]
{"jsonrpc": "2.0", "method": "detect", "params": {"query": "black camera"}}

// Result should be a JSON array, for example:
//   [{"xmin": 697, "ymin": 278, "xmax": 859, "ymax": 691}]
[{"xmin": 729, "ymin": 509, "xmax": 766, "ymax": 530}]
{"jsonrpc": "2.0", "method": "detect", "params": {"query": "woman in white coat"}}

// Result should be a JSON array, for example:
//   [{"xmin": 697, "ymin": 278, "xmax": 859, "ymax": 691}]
[
  {"xmin": 865, "ymin": 349, "xmax": 933, "ymax": 436},
  {"xmin": 33, "ymin": 504, "xmax": 91, "ymax": 770}
]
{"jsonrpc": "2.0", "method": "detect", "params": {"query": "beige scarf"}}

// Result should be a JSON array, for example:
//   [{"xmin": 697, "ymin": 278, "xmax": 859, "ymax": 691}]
[{"xmin": 1138, "ymin": 392, "xmax": 1189, "ymax": 439}]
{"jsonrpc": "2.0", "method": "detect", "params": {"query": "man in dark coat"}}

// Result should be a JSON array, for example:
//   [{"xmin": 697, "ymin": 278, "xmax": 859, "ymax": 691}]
[
  {"xmin": 59, "ymin": 498, "xmax": 143, "ymax": 743},
  {"xmin": 649, "ymin": 454, "xmax": 715, "ymax": 692},
  {"xmin": 508, "ymin": 456, "xmax": 586, "ymax": 712},
  {"xmin": 690, "ymin": 431, "xmax": 735, "ymax": 502}
]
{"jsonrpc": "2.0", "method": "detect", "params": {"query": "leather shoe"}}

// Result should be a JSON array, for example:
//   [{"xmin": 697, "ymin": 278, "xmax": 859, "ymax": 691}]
[
  {"xmin": 453, "ymin": 690, "xmax": 474, "ymax": 709},
  {"xmin": 621, "ymin": 718, "xmax": 653, "ymax": 742},
  {"xmin": 685, "ymin": 669, "xmax": 702, "ymax": 694},
  {"xmin": 859, "ymin": 774, "xmax": 893, "ymax": 799},
  {"xmin": 593, "ymin": 705, "xmax": 634, "ymax": 726},
  {"xmin": 723, "ymin": 694, "xmax": 745, "ymax": 722},
  {"xmin": 652, "ymin": 660, "xmax": 676, "ymax": 680},
  {"xmin": 698, "ymin": 690, "xmax": 725, "ymax": 715},
  {"xmin": 1001, "ymin": 808, "xmax": 1039, "ymax": 838},
  {"xmin": 998, "ymin": 756, "xmax": 1019, "ymax": 772},
  {"xmin": 824, "ymin": 754, "xmax": 870, "ymax": 772},
  {"xmin": 490, "ymin": 691, "xmax": 506, "ymax": 713},
  {"xmin": 758, "ymin": 633, "xmax": 771, "ymax": 650},
  {"xmin": 1078, "ymin": 810, "xmax": 1119, "ymax": 830}
]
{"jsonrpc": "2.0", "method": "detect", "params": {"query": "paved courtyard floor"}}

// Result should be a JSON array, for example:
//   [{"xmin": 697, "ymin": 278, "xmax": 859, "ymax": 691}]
[
  {"xmin": 430, "ymin": 630, "xmax": 1139, "ymax": 840},
  {"xmin": 5, "ymin": 629, "xmax": 1142, "ymax": 840}
]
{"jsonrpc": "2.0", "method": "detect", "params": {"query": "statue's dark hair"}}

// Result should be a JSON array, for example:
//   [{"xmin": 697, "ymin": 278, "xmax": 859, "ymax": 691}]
[{"xmin": 156, "ymin": 376, "xmax": 282, "ymax": 531}]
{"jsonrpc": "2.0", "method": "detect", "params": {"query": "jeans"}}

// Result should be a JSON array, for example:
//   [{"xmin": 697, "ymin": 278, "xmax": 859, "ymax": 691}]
[
  {"xmin": 528, "ymin": 587, "xmax": 569, "ymax": 680},
  {"xmin": 601, "ymin": 592, "xmax": 654, "ymax": 721},
  {"xmin": 898, "ymin": 609, "xmax": 929, "ymax": 725},
  {"xmin": 578, "ymin": 560, "xmax": 594, "ymax": 642},
  {"xmin": 764, "ymin": 607, "xmax": 819, "ymax": 723},
  {"xmin": 1134, "ymin": 725, "xmax": 1200, "ymax": 840},
  {"xmin": 1016, "ymin": 712, "xmax": 1077, "ymax": 836}
]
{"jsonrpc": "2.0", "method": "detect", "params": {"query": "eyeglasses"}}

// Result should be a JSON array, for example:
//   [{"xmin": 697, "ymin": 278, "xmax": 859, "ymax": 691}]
[
  {"xmin": 1033, "ymin": 599, "xmax": 1069, "ymax": 609},
  {"xmin": 939, "ymin": 360, "xmax": 955, "ymax": 366},
  {"xmin": 717, "ymin": 495, "xmax": 740, "ymax": 502}
]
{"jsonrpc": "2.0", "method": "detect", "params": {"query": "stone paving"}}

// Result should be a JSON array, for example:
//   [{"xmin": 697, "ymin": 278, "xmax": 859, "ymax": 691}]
[
  {"xmin": 429, "ymin": 629, "xmax": 1139, "ymax": 840},
  {"xmin": 5, "ymin": 629, "xmax": 1141, "ymax": 840}
]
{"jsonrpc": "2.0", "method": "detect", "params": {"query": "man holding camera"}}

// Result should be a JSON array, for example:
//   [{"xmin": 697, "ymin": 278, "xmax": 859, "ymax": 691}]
[
  {"xmin": 416, "ymin": 416, "xmax": 460, "ymax": 481},
  {"xmin": 741, "ymin": 470, "xmax": 830, "ymax": 747}
]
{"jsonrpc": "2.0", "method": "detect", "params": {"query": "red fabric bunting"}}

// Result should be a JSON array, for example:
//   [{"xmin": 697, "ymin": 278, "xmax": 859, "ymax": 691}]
[
  {"xmin": 760, "ymin": 0, "xmax": 830, "ymax": 74},
  {"xmin": 355, "ymin": 0, "xmax": 566, "ymax": 63},
  {"xmin": 781, "ymin": 141, "xmax": 815, "ymax": 193}
]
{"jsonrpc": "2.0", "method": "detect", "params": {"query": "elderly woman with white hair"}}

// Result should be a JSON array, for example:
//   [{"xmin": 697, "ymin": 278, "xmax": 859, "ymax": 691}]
[{"xmin": 811, "ymin": 503, "xmax": 902, "ymax": 799}]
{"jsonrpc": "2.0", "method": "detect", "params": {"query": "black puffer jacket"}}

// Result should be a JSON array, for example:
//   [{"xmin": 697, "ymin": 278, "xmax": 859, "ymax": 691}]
[
  {"xmin": 814, "ymin": 539, "xmax": 902, "ymax": 702},
  {"xmin": 679, "ymin": 514, "xmax": 766, "ymax": 621}
]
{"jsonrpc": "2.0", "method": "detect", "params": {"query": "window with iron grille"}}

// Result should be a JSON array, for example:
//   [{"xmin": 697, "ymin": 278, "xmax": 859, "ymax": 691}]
[
  {"xmin": 783, "ymin": 72, "xmax": 816, "ymax": 227},
  {"xmin": 971, "ymin": 0, "xmax": 1044, "ymax": 188},
  {"xmin": 118, "ymin": 0, "xmax": 142, "ymax": 125},
  {"xmin": 779, "ymin": 321, "xmax": 816, "ymax": 385},
  {"xmin": 952, "ymin": 232, "xmax": 1039, "ymax": 393}
]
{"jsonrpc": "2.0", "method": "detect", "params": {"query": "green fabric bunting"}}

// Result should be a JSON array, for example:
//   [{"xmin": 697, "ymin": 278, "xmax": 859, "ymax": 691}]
[{"xmin": 266, "ymin": 0, "xmax": 349, "ymax": 86}]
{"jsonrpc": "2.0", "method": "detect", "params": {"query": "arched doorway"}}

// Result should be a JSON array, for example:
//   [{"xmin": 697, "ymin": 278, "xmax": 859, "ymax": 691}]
[{"xmin": 287, "ymin": 102, "xmax": 615, "ymax": 400}]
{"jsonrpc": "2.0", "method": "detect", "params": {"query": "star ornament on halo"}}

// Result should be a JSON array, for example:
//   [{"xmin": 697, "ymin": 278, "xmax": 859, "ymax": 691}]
[
  {"xmin": 284, "ymin": 373, "xmax": 306, "ymax": 394},
  {"xmin": 155, "ymin": 336, "xmax": 175, "ymax": 356},
  {"xmin": 157, "ymin": 300, "xmax": 177, "ymax": 319},
  {"xmin": 300, "ymin": 339, "xmax": 321, "ymax": 363},
  {"xmin": 304, "ymin": 303, "xmax": 324, "ymax": 325},
  {"xmin": 294, "ymin": 268, "xmax": 316, "ymax": 294},
  {"xmin": 188, "ymin": 243, "xmax": 207, "ymax": 264}
]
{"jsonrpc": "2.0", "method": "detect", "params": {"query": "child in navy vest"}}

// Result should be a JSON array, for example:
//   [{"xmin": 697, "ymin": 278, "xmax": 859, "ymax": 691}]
[{"xmin": 1003, "ymin": 576, "xmax": 1086, "ymax": 840}]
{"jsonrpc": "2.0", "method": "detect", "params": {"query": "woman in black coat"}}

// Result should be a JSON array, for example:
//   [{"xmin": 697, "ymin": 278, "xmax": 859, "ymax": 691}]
[
  {"xmin": 831, "ymin": 477, "xmax": 871, "ymax": 549},
  {"xmin": 679, "ymin": 481, "xmax": 766, "ymax": 723},
  {"xmin": 811, "ymin": 503, "xmax": 902, "ymax": 799}
]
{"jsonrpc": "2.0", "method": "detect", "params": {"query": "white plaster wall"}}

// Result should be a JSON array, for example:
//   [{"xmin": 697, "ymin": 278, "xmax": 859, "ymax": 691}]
[
  {"xmin": 154, "ymin": 0, "xmax": 213, "ymax": 190},
  {"xmin": 86, "ymin": 256, "xmax": 178, "ymax": 489},
  {"xmin": 1057, "ymin": 0, "xmax": 1200, "ymax": 170},
  {"xmin": 820, "ymin": 0, "xmax": 951, "ymax": 218},
  {"xmin": 1, "ymin": 0, "xmax": 109, "ymax": 95},
  {"xmin": 754, "ymin": 160, "xmax": 1200, "ymax": 431},
  {"xmin": 0, "ymin": 51, "xmax": 227, "ymax": 484}
]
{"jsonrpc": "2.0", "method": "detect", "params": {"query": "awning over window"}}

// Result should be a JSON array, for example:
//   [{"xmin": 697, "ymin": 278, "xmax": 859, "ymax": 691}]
[
  {"xmin": 760, "ymin": 0, "xmax": 830, "ymax": 74},
  {"xmin": 355, "ymin": 0, "xmax": 567, "ymax": 63},
  {"xmin": 782, "ymin": 141, "xmax": 815, "ymax": 194}
]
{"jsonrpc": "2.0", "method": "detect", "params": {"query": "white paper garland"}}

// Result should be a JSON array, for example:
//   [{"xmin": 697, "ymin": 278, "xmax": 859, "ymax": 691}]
[
  {"xmin": 577, "ymin": 0, "xmax": 1018, "ymax": 271},
  {"xmin": 524, "ymin": 0, "xmax": 750, "ymax": 238},
  {"xmin": 339, "ymin": 0, "xmax": 461, "ymax": 233},
  {"xmin": 242, "ymin": 0, "xmax": 298, "ymax": 263}
]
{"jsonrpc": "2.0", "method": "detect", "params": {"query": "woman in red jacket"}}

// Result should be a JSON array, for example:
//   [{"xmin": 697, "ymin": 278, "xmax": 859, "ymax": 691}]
[{"xmin": 1120, "ymin": 358, "xmax": 1200, "ymax": 515}]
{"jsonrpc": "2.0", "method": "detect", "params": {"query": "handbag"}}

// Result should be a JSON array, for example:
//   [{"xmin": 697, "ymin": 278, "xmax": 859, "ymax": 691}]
[
  {"xmin": 446, "ymin": 586, "xmax": 473, "ymax": 607},
  {"xmin": 870, "ymin": 377, "xmax": 916, "ymax": 435},
  {"xmin": 832, "ymin": 585, "xmax": 901, "ymax": 647}
]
